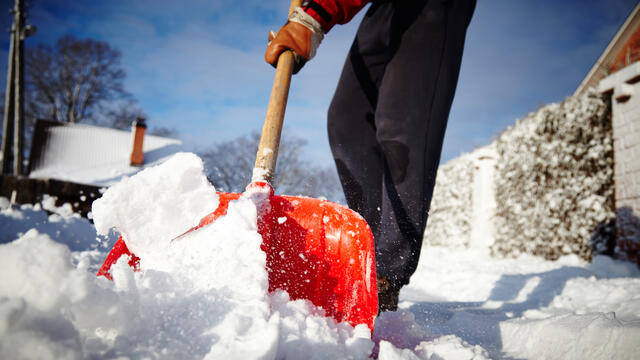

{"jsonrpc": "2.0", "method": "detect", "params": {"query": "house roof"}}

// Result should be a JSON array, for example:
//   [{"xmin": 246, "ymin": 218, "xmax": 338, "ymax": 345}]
[
  {"xmin": 28, "ymin": 119, "xmax": 182, "ymax": 187},
  {"xmin": 575, "ymin": 3, "xmax": 640, "ymax": 95}
]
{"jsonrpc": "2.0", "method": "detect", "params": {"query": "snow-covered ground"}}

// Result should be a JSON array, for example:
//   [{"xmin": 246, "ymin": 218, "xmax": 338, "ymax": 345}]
[{"xmin": 1, "ymin": 153, "xmax": 639, "ymax": 359}]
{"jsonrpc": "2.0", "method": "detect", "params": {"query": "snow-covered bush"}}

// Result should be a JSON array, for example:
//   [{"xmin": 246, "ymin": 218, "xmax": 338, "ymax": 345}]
[
  {"xmin": 492, "ymin": 89, "xmax": 614, "ymax": 261},
  {"xmin": 424, "ymin": 153, "xmax": 474, "ymax": 247}
]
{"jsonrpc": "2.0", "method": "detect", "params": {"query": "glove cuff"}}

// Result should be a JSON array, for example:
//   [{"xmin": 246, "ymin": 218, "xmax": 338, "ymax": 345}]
[{"xmin": 288, "ymin": 7, "xmax": 324, "ymax": 60}]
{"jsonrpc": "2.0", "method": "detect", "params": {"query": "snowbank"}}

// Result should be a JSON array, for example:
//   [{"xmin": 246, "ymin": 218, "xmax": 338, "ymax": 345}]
[
  {"xmin": 404, "ymin": 247, "xmax": 640, "ymax": 359},
  {"xmin": 501, "ymin": 312, "xmax": 640, "ymax": 360},
  {"xmin": 0, "ymin": 194, "xmax": 108, "ymax": 252}
]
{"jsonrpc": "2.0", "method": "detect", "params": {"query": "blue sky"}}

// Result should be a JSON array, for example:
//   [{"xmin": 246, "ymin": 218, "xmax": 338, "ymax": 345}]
[{"xmin": 0, "ymin": 0, "xmax": 637, "ymax": 166}]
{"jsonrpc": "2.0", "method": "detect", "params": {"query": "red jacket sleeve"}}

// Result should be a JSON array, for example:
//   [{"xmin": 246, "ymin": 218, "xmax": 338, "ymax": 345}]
[{"xmin": 301, "ymin": 0, "xmax": 371, "ymax": 33}]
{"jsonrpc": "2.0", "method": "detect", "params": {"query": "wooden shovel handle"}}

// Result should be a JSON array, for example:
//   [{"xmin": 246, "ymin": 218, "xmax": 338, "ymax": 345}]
[{"xmin": 252, "ymin": 0, "xmax": 303, "ymax": 185}]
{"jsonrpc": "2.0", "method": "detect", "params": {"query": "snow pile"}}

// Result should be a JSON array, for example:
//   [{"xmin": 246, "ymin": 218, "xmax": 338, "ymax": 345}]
[
  {"xmin": 423, "ymin": 152, "xmax": 474, "ymax": 248},
  {"xmin": 0, "ymin": 152, "xmax": 375, "ymax": 359},
  {"xmin": 0, "ymin": 194, "xmax": 113, "ymax": 254},
  {"xmin": 492, "ymin": 89, "xmax": 614, "ymax": 261},
  {"xmin": 499, "ymin": 256, "xmax": 640, "ymax": 359},
  {"xmin": 0, "ymin": 231, "xmax": 94, "ymax": 360},
  {"xmin": 403, "ymin": 247, "xmax": 640, "ymax": 359},
  {"xmin": 501, "ymin": 312, "xmax": 640, "ymax": 359},
  {"xmin": 89, "ymin": 152, "xmax": 374, "ymax": 358}
]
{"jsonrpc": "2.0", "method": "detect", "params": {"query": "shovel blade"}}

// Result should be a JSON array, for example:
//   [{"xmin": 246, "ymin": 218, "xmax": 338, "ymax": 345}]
[{"xmin": 97, "ymin": 191, "xmax": 378, "ymax": 330}]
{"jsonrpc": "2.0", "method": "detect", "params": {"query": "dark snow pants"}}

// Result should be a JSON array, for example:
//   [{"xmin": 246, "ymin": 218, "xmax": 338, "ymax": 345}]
[{"xmin": 328, "ymin": 0, "xmax": 476, "ymax": 289}]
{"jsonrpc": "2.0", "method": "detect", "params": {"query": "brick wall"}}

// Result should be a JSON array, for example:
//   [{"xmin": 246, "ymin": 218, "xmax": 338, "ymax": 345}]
[{"xmin": 599, "ymin": 62, "xmax": 640, "ymax": 265}]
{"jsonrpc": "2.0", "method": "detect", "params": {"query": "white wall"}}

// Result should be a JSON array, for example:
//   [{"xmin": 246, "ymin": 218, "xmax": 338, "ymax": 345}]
[
  {"xmin": 424, "ymin": 145, "xmax": 496, "ymax": 250},
  {"xmin": 470, "ymin": 145, "xmax": 497, "ymax": 250},
  {"xmin": 599, "ymin": 61, "xmax": 640, "ymax": 261}
]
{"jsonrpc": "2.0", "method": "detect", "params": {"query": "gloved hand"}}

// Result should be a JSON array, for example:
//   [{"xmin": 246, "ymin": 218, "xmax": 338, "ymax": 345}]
[{"xmin": 265, "ymin": 7, "xmax": 324, "ymax": 74}]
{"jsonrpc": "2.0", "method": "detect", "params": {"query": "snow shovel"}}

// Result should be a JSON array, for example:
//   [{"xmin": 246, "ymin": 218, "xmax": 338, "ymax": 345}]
[{"xmin": 97, "ymin": 0, "xmax": 378, "ymax": 331}]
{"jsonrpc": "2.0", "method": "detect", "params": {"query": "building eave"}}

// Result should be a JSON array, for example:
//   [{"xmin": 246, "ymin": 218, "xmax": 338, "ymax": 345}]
[{"xmin": 574, "ymin": 3, "xmax": 640, "ymax": 96}]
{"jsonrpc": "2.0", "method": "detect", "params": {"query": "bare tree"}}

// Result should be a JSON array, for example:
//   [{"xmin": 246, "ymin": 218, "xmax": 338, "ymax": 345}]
[
  {"xmin": 25, "ymin": 35, "xmax": 129, "ymax": 124},
  {"xmin": 23, "ymin": 35, "xmax": 175, "ymax": 136},
  {"xmin": 200, "ymin": 133, "xmax": 257, "ymax": 193},
  {"xmin": 147, "ymin": 126, "xmax": 179, "ymax": 138},
  {"xmin": 101, "ymin": 100, "xmax": 178, "ymax": 137},
  {"xmin": 199, "ymin": 131, "xmax": 344, "ymax": 203},
  {"xmin": 106, "ymin": 100, "xmax": 147, "ymax": 130}
]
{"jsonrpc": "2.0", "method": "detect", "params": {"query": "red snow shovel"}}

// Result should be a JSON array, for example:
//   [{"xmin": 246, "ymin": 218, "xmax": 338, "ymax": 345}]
[{"xmin": 97, "ymin": 0, "xmax": 378, "ymax": 331}]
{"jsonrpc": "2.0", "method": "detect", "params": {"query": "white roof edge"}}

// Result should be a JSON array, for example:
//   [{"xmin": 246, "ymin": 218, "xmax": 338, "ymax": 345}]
[
  {"xmin": 574, "ymin": 2, "xmax": 640, "ymax": 96},
  {"xmin": 598, "ymin": 61, "xmax": 640, "ymax": 93},
  {"xmin": 67, "ymin": 122, "xmax": 182, "ymax": 144}
]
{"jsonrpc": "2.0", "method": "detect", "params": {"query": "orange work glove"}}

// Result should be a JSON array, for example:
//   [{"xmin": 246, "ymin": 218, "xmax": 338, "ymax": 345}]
[{"xmin": 265, "ymin": 7, "xmax": 324, "ymax": 74}]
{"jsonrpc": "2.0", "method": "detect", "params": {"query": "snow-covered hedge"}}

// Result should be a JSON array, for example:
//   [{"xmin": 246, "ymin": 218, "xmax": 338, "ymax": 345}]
[
  {"xmin": 491, "ymin": 89, "xmax": 614, "ymax": 261},
  {"xmin": 424, "ymin": 153, "xmax": 474, "ymax": 248}
]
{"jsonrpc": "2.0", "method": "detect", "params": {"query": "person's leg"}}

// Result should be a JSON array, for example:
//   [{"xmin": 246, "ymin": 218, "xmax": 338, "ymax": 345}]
[
  {"xmin": 374, "ymin": 0, "xmax": 476, "ymax": 292},
  {"xmin": 328, "ymin": 3, "xmax": 395, "ymax": 236}
]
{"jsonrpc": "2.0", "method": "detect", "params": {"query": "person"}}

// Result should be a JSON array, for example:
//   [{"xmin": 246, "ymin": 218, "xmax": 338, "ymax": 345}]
[{"xmin": 265, "ymin": 0, "xmax": 476, "ymax": 312}]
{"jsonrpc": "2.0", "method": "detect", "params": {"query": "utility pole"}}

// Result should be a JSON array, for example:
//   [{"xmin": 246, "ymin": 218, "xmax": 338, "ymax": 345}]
[
  {"xmin": 1, "ymin": 1, "xmax": 17, "ymax": 175},
  {"xmin": 0, "ymin": 0, "xmax": 35, "ymax": 176}
]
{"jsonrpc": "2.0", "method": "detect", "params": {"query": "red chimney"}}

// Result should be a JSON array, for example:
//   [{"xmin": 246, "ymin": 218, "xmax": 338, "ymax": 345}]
[{"xmin": 130, "ymin": 117, "xmax": 146, "ymax": 166}]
